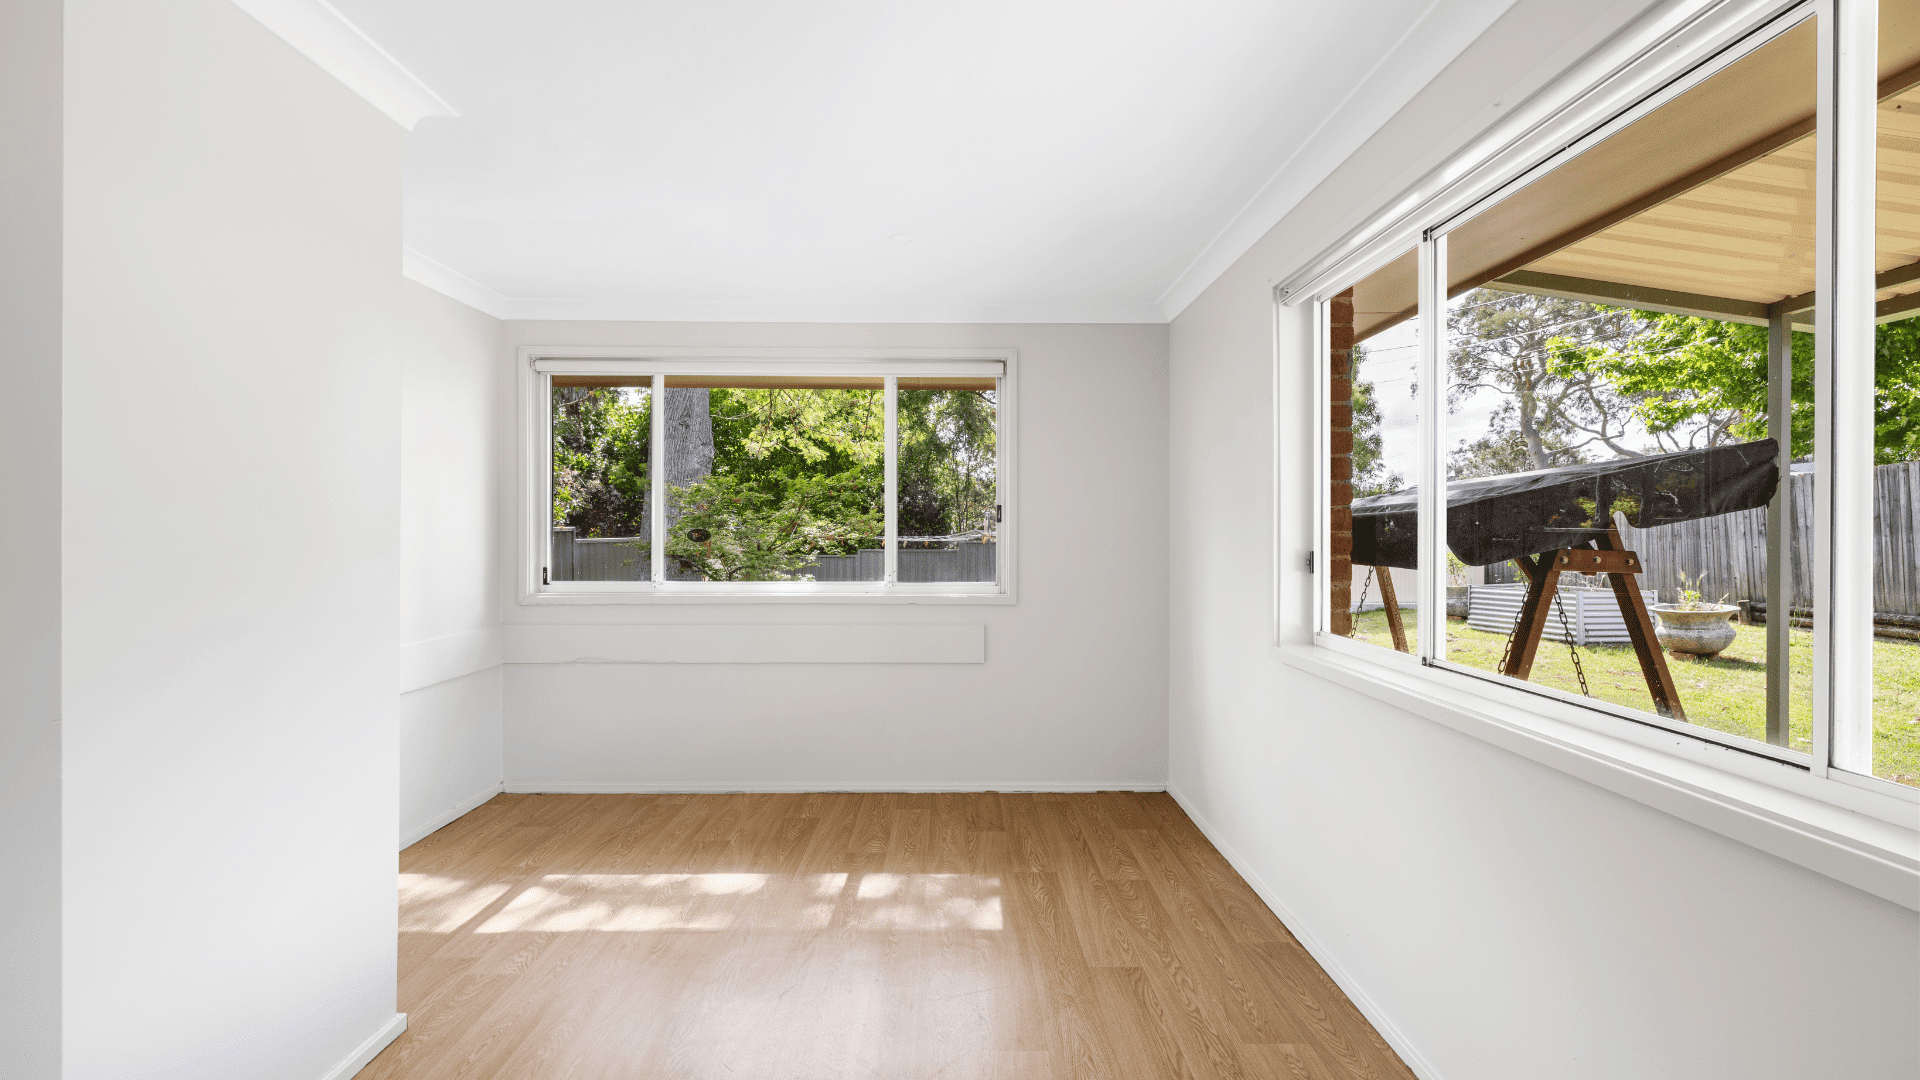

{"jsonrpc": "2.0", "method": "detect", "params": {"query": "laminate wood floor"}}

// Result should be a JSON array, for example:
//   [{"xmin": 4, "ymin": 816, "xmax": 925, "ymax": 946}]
[{"xmin": 363, "ymin": 792, "xmax": 1414, "ymax": 1080}]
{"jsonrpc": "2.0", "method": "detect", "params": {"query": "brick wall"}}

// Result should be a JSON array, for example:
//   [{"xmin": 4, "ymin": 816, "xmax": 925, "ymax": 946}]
[{"xmin": 1329, "ymin": 289, "xmax": 1355, "ymax": 636}]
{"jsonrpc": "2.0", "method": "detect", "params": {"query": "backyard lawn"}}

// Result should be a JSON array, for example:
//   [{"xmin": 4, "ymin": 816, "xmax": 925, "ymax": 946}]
[{"xmin": 1350, "ymin": 609, "xmax": 1920, "ymax": 788}]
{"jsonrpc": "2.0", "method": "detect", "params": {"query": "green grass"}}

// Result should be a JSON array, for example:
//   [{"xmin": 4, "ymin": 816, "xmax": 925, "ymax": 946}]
[{"xmin": 1349, "ymin": 609, "xmax": 1920, "ymax": 788}]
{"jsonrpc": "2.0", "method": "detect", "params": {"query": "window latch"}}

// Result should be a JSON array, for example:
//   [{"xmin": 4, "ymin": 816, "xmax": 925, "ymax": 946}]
[
  {"xmin": 542, "ymin": 567, "xmax": 550, "ymax": 585},
  {"xmin": 1306, "ymin": 551, "xmax": 1315, "ymax": 573}
]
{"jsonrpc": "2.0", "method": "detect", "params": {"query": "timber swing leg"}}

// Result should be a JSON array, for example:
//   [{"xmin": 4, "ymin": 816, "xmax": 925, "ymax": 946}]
[
  {"xmin": 1499, "ymin": 539, "xmax": 1686, "ymax": 721},
  {"xmin": 1500, "ymin": 554, "xmax": 1561, "ymax": 681},
  {"xmin": 1370, "ymin": 565, "xmax": 1410, "ymax": 653},
  {"xmin": 1596, "ymin": 529, "xmax": 1685, "ymax": 720}
]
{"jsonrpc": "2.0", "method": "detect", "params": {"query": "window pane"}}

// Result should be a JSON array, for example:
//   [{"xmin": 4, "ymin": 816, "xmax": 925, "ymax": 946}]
[
  {"xmin": 1438, "ymin": 17, "xmax": 1816, "ymax": 753},
  {"xmin": 1858, "ymin": 3, "xmax": 1920, "ymax": 787},
  {"xmin": 1328, "ymin": 247, "xmax": 1421, "ymax": 654},
  {"xmin": 663, "ymin": 376, "xmax": 885, "ymax": 582},
  {"xmin": 551, "ymin": 377, "xmax": 651, "ymax": 581},
  {"xmin": 898, "ymin": 380, "xmax": 999, "ymax": 583}
]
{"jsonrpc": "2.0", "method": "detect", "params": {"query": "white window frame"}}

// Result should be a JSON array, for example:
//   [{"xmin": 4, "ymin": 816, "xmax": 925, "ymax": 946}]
[
  {"xmin": 1280, "ymin": 0, "xmax": 1919, "ymax": 910},
  {"xmin": 519, "ymin": 346, "xmax": 1017, "ymax": 604}
]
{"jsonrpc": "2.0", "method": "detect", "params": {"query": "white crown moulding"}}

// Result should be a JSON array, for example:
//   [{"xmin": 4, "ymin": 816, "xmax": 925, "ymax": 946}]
[
  {"xmin": 230, "ymin": 0, "xmax": 456, "ymax": 130},
  {"xmin": 402, "ymin": 247, "xmax": 514, "ymax": 318},
  {"xmin": 401, "ymin": 247, "xmax": 1167, "ymax": 324}
]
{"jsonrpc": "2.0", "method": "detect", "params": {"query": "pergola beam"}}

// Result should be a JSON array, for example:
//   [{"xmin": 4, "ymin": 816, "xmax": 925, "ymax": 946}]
[
  {"xmin": 1493, "ymin": 263, "xmax": 1920, "ymax": 329},
  {"xmin": 1490, "ymin": 270, "xmax": 1775, "ymax": 325},
  {"xmin": 1771, "ymin": 256, "xmax": 1920, "ymax": 315}
]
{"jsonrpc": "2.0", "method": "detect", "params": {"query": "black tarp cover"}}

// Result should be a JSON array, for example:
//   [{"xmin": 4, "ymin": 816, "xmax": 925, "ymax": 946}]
[{"xmin": 1350, "ymin": 439, "xmax": 1780, "ymax": 569}]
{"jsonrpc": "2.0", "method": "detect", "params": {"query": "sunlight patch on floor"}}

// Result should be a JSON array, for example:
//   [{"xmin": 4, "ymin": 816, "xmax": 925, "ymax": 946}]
[{"xmin": 399, "ymin": 872, "xmax": 1007, "ymax": 934}]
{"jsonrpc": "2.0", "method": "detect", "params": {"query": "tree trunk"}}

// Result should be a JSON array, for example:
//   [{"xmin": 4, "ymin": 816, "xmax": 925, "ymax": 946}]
[{"xmin": 662, "ymin": 388, "xmax": 713, "ymax": 578}]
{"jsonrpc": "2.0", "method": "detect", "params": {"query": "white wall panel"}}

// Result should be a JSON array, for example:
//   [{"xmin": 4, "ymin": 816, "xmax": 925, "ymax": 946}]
[
  {"xmin": 61, "ymin": 2, "xmax": 404, "ymax": 1075},
  {"xmin": 400, "ymin": 667, "xmax": 504, "ymax": 848},
  {"xmin": 1167, "ymin": 2, "xmax": 1920, "ymax": 1077},
  {"xmin": 499, "ymin": 321, "xmax": 1169, "ymax": 792},
  {"xmin": 398, "ymin": 278, "xmax": 504, "ymax": 848}
]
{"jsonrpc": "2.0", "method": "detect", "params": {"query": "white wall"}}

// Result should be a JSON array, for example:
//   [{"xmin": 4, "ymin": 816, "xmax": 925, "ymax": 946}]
[
  {"xmin": 1, "ymin": 1, "xmax": 64, "ymax": 1074},
  {"xmin": 61, "ymin": 1, "xmax": 404, "ymax": 1076},
  {"xmin": 400, "ymin": 280, "xmax": 505, "ymax": 847},
  {"xmin": 1168, "ymin": 2, "xmax": 1920, "ymax": 1078},
  {"xmin": 499, "ymin": 320, "xmax": 1169, "ymax": 791}
]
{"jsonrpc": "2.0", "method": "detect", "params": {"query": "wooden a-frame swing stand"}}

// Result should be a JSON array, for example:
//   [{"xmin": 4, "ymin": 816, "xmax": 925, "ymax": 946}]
[{"xmin": 1358, "ymin": 527, "xmax": 1687, "ymax": 720}]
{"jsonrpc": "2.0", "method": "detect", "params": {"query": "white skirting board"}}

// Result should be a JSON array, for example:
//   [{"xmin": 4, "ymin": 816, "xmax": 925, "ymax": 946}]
[
  {"xmin": 504, "ymin": 780, "xmax": 1167, "ymax": 794},
  {"xmin": 318, "ymin": 1012, "xmax": 407, "ymax": 1080},
  {"xmin": 1166, "ymin": 784, "xmax": 1445, "ymax": 1080},
  {"xmin": 401, "ymin": 780, "xmax": 507, "ymax": 850}
]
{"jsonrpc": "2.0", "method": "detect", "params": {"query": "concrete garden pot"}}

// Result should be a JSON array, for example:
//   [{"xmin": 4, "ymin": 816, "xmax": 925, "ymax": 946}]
[
  {"xmin": 1446, "ymin": 585, "xmax": 1472, "ymax": 620},
  {"xmin": 1653, "ymin": 604, "xmax": 1739, "ymax": 658}
]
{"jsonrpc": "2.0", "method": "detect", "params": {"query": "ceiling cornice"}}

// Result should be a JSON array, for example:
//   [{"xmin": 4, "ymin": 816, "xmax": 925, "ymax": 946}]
[
  {"xmin": 400, "ymin": 248, "xmax": 1164, "ymax": 325},
  {"xmin": 402, "ymin": 247, "xmax": 513, "ymax": 318},
  {"xmin": 230, "ymin": 0, "xmax": 454, "ymax": 129}
]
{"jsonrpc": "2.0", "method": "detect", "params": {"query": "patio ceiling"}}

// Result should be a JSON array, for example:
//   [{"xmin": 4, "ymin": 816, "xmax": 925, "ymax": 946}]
[{"xmin": 1353, "ymin": 0, "xmax": 1920, "ymax": 344}]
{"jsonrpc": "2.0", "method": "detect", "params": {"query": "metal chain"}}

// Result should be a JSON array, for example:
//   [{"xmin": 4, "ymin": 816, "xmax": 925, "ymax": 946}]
[
  {"xmin": 1495, "ymin": 582, "xmax": 1520, "ymax": 674},
  {"xmin": 1351, "ymin": 567, "xmax": 1374, "ymax": 635},
  {"xmin": 1493, "ymin": 562, "xmax": 1591, "ymax": 697},
  {"xmin": 1555, "ymin": 587, "xmax": 1593, "ymax": 697}
]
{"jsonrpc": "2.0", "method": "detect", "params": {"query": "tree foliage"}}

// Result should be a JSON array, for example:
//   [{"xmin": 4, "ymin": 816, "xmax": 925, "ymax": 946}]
[
  {"xmin": 1349, "ymin": 352, "xmax": 1403, "ymax": 496},
  {"xmin": 1548, "ymin": 312, "xmax": 1920, "ymax": 464},
  {"xmin": 897, "ymin": 389, "xmax": 997, "ymax": 536},
  {"xmin": 551, "ymin": 387, "xmax": 650, "ymax": 537},
  {"xmin": 1447, "ymin": 289, "xmax": 1648, "ymax": 475},
  {"xmin": 553, "ymin": 380, "xmax": 1000, "ymax": 580},
  {"xmin": 664, "ymin": 472, "xmax": 880, "ymax": 581},
  {"xmin": 705, "ymin": 386, "xmax": 886, "ymax": 538}
]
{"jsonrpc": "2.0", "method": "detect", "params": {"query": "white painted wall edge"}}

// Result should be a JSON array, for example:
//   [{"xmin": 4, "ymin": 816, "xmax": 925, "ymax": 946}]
[
  {"xmin": 504, "ymin": 623, "xmax": 985, "ymax": 664},
  {"xmin": 1276, "ymin": 645, "xmax": 1920, "ymax": 912},
  {"xmin": 1166, "ymin": 784, "xmax": 1445, "ymax": 1080},
  {"xmin": 401, "ymin": 780, "xmax": 505, "ymax": 850},
  {"xmin": 228, "ymin": 0, "xmax": 454, "ymax": 129},
  {"xmin": 399, "ymin": 626, "xmax": 503, "ymax": 695},
  {"xmin": 506, "ymin": 780, "xmax": 1167, "ymax": 794},
  {"xmin": 1154, "ymin": 0, "xmax": 1521, "ymax": 319},
  {"xmin": 317, "ymin": 1012, "xmax": 407, "ymax": 1080}
]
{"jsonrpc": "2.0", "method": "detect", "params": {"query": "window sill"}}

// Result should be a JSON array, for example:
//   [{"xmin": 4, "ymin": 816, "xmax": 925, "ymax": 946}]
[
  {"xmin": 521, "ymin": 587, "xmax": 1015, "ymax": 606},
  {"xmin": 1271, "ymin": 642, "xmax": 1920, "ymax": 912}
]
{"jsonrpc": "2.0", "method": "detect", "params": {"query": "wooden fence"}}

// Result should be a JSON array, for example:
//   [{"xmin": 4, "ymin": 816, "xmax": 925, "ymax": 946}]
[{"xmin": 1593, "ymin": 461, "xmax": 1918, "ymax": 614}]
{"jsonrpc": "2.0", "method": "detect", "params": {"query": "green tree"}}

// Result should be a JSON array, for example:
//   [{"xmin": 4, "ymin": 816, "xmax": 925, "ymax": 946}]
[
  {"xmin": 664, "ymin": 472, "xmax": 880, "ymax": 581},
  {"xmin": 1549, "ymin": 312, "xmax": 1920, "ymax": 464},
  {"xmin": 1350, "ymin": 360, "xmax": 1402, "ymax": 495},
  {"xmin": 551, "ymin": 387, "xmax": 650, "ymax": 537},
  {"xmin": 897, "ymin": 388, "xmax": 997, "ymax": 535},
  {"xmin": 702, "ymin": 385, "xmax": 885, "ymax": 540},
  {"xmin": 557, "ymin": 379, "xmax": 1003, "ymax": 581},
  {"xmin": 1448, "ymin": 289, "xmax": 1648, "ymax": 473},
  {"xmin": 1449, "ymin": 429, "xmax": 1578, "ymax": 480}
]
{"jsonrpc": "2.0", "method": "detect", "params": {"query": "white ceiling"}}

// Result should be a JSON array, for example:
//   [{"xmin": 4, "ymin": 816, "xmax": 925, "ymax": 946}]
[{"xmin": 304, "ymin": 0, "xmax": 1519, "ymax": 322}]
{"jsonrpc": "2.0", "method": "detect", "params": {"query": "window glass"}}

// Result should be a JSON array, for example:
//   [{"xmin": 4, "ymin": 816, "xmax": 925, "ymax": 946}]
[
  {"xmin": 551, "ymin": 376, "xmax": 651, "ymax": 581},
  {"xmin": 1858, "ymin": 2, "xmax": 1920, "ymax": 787},
  {"xmin": 1436, "ymin": 17, "xmax": 1817, "ymax": 754},
  {"xmin": 1326, "ymin": 247, "xmax": 1421, "ymax": 654},
  {"xmin": 662, "ymin": 376, "xmax": 885, "ymax": 583},
  {"xmin": 897, "ymin": 378, "xmax": 999, "ymax": 583}
]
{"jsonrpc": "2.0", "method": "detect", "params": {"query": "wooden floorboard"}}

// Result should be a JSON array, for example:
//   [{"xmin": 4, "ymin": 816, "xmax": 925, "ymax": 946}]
[{"xmin": 365, "ymin": 792, "xmax": 1412, "ymax": 1080}]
